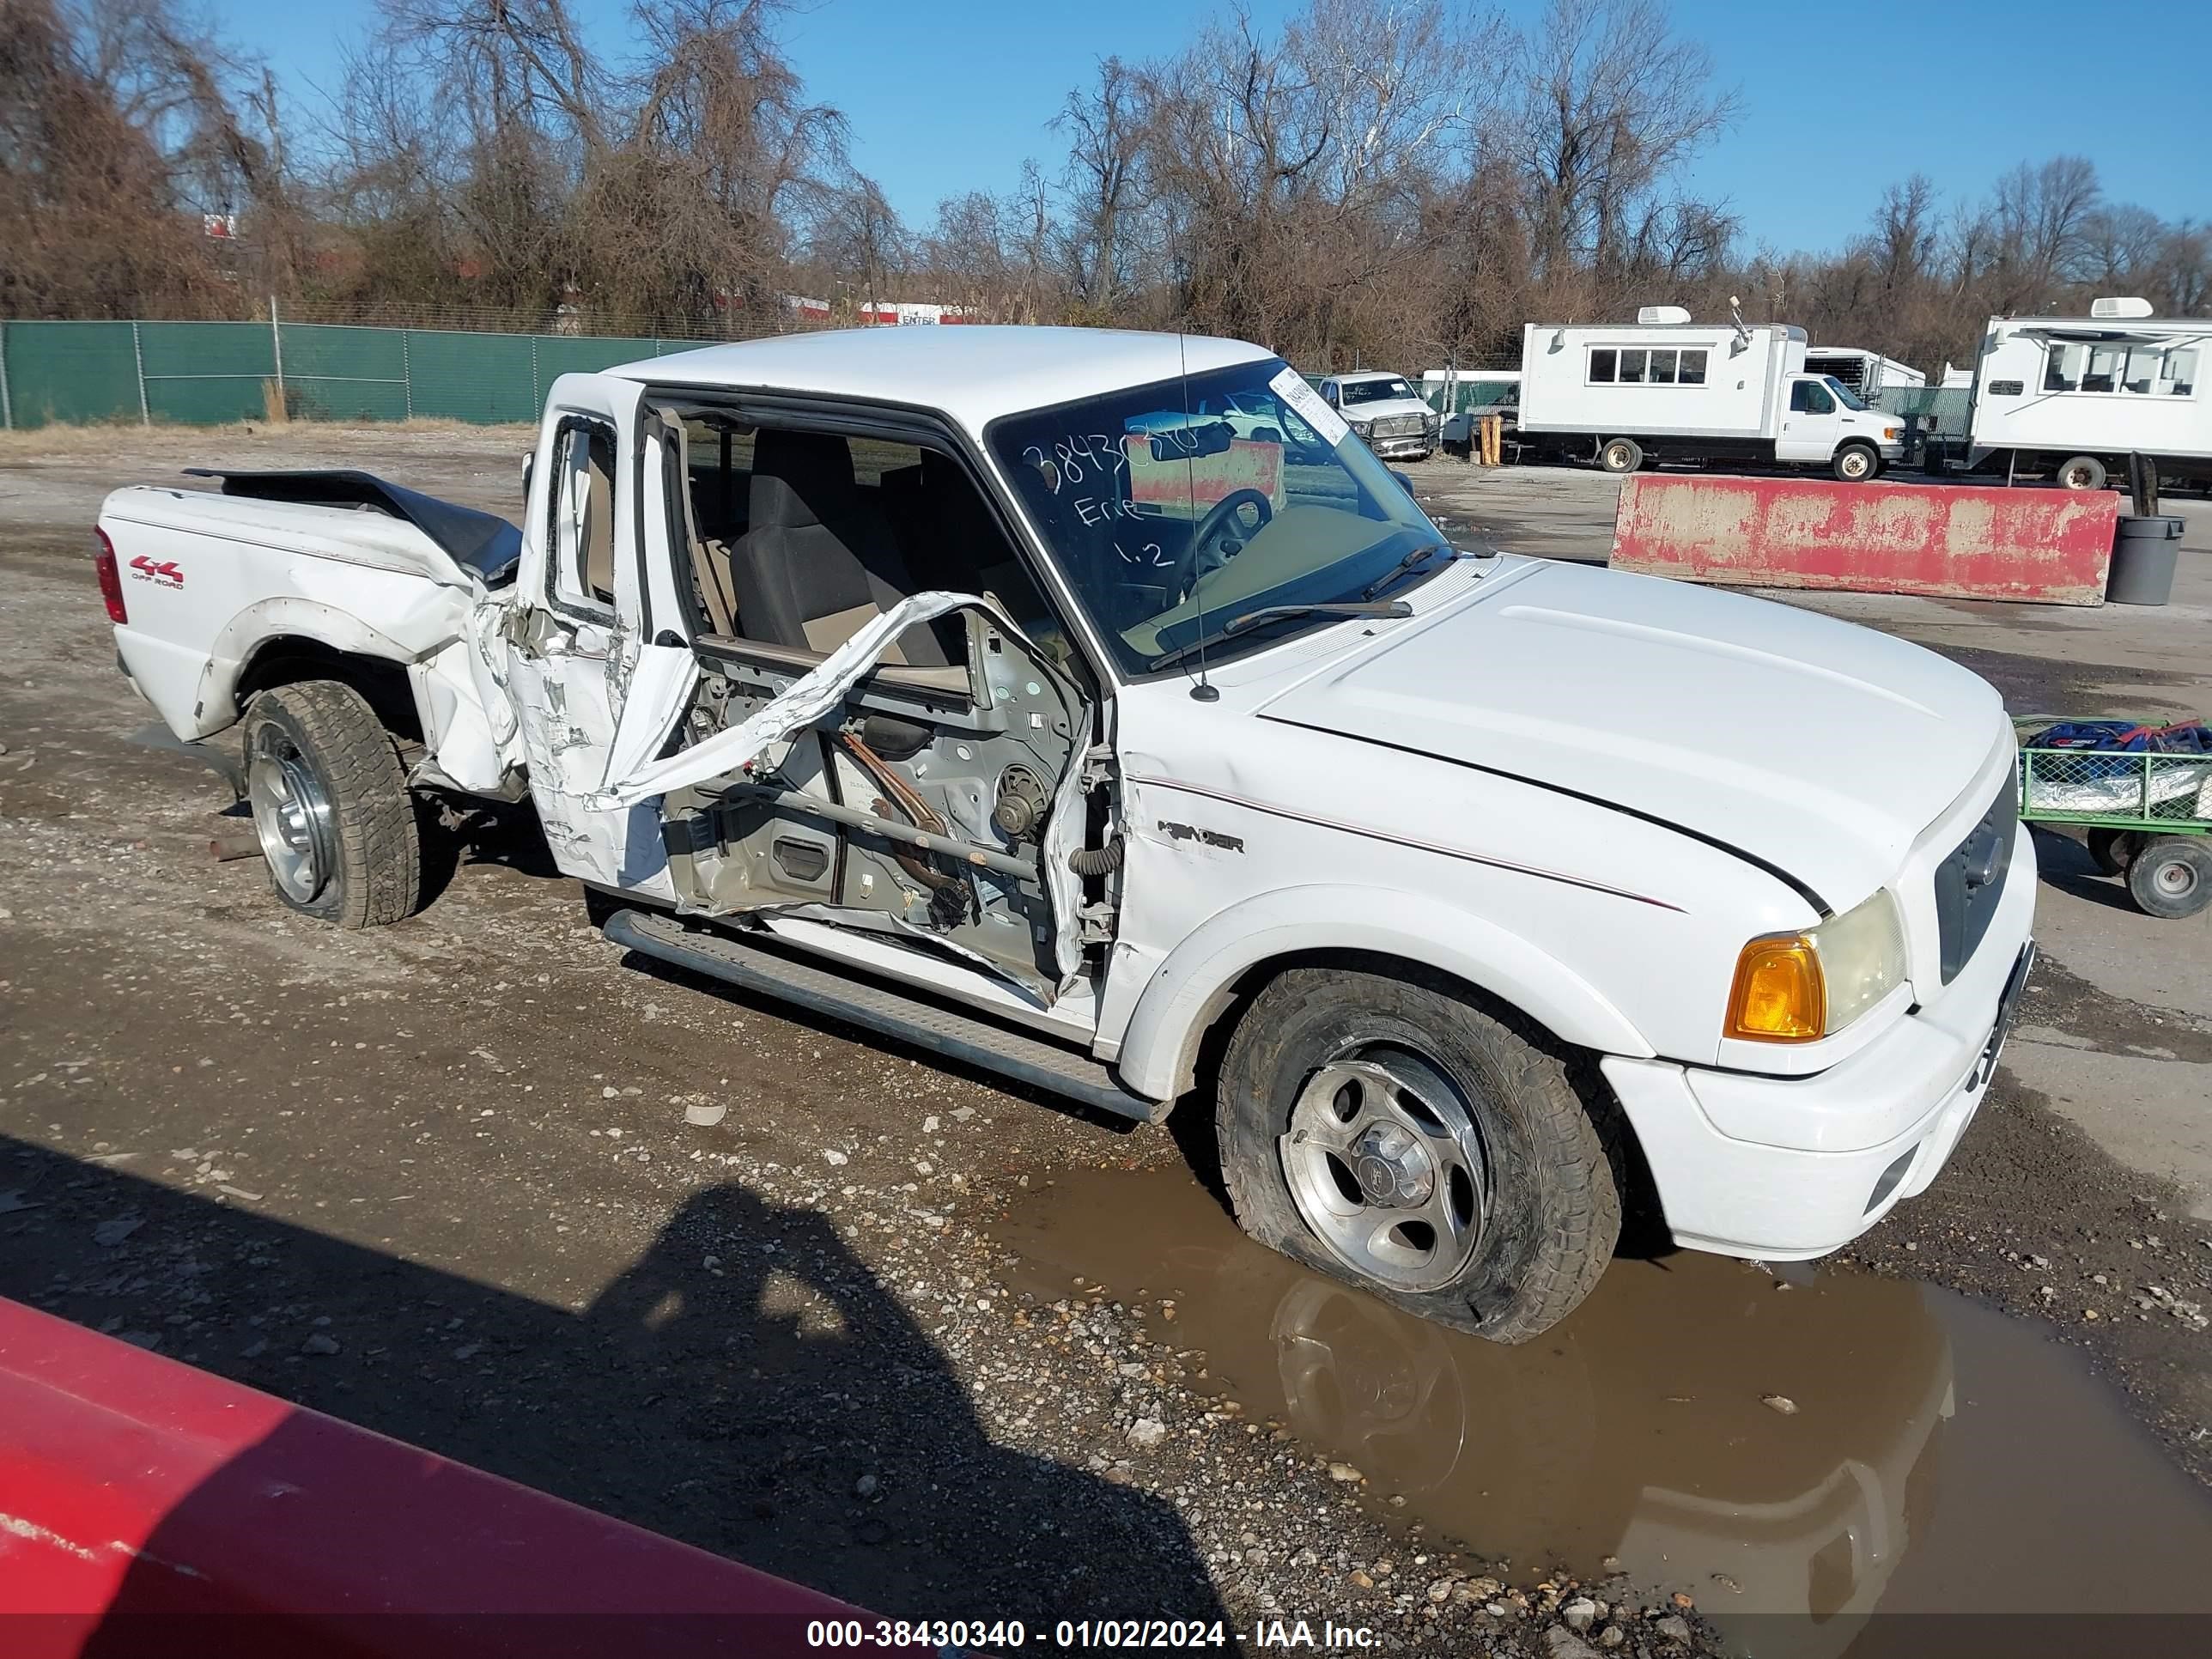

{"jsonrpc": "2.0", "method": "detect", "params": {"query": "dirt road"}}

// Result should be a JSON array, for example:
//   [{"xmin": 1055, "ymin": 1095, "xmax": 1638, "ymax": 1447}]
[{"xmin": 4, "ymin": 427, "xmax": 2210, "ymax": 1656}]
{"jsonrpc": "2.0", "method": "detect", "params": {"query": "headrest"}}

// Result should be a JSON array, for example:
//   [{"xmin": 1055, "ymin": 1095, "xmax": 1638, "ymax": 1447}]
[
  {"xmin": 747, "ymin": 474, "xmax": 820, "ymax": 532},
  {"xmin": 750, "ymin": 428, "xmax": 857, "ymax": 527}
]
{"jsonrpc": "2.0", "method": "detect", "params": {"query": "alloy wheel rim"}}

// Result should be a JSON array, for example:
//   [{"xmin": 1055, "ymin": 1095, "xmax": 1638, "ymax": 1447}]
[
  {"xmin": 247, "ymin": 731, "xmax": 335, "ymax": 904},
  {"xmin": 1279, "ymin": 1051, "xmax": 1489, "ymax": 1293}
]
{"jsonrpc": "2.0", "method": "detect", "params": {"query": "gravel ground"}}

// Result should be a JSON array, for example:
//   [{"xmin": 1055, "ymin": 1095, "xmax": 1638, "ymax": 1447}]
[{"xmin": 3, "ymin": 423, "xmax": 2208, "ymax": 1656}]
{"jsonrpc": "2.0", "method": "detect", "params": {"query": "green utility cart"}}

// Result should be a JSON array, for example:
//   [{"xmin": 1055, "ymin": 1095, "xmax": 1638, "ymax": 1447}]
[{"xmin": 2015, "ymin": 717, "xmax": 2212, "ymax": 919}]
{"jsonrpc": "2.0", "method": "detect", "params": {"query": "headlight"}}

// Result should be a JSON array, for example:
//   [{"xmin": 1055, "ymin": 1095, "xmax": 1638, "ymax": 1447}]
[
  {"xmin": 1724, "ymin": 890, "xmax": 1906, "ymax": 1043},
  {"xmin": 1883, "ymin": 426, "xmax": 1901, "ymax": 440}
]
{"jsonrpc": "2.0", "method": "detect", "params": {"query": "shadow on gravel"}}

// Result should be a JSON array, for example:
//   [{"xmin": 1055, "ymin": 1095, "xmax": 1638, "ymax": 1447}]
[
  {"xmin": 2025, "ymin": 823, "xmax": 2145, "ymax": 915},
  {"xmin": 0, "ymin": 1137, "xmax": 1224, "ymax": 1628}
]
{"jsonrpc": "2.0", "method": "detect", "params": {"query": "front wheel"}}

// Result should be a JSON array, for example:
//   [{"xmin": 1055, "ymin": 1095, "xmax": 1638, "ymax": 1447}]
[
  {"xmin": 1832, "ymin": 442, "xmax": 1880, "ymax": 483},
  {"xmin": 241, "ymin": 680, "xmax": 422, "ymax": 927},
  {"xmin": 2126, "ymin": 836, "xmax": 2212, "ymax": 919},
  {"xmin": 1215, "ymin": 967, "xmax": 1622, "ymax": 1343}
]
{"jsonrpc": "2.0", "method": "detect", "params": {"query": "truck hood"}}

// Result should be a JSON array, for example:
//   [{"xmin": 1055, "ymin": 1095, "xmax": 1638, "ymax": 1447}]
[
  {"xmin": 1255, "ymin": 558, "xmax": 2005, "ymax": 909},
  {"xmin": 1342, "ymin": 397, "xmax": 1435, "ymax": 424}
]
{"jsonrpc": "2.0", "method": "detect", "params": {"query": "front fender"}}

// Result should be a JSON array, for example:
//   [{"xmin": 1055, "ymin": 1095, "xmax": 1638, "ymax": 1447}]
[{"xmin": 1108, "ymin": 883, "xmax": 1654, "ymax": 1103}]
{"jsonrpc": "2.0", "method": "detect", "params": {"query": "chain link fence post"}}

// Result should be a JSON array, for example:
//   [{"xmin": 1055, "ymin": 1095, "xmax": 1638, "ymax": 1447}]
[
  {"xmin": 0, "ymin": 323, "xmax": 12, "ymax": 429},
  {"xmin": 131, "ymin": 323, "xmax": 149, "ymax": 424},
  {"xmin": 270, "ymin": 295, "xmax": 286, "ymax": 416},
  {"xmin": 402, "ymin": 331, "xmax": 413, "ymax": 420}
]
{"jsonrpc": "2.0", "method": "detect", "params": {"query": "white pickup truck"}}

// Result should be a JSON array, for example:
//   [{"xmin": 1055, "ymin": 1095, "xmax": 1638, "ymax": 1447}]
[{"xmin": 95, "ymin": 327, "xmax": 2036, "ymax": 1341}]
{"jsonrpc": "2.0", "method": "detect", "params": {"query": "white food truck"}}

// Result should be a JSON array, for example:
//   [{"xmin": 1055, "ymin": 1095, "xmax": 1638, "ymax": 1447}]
[
  {"xmin": 1516, "ymin": 307, "xmax": 1905, "ymax": 481},
  {"xmin": 1955, "ymin": 299, "xmax": 2212, "ymax": 489}
]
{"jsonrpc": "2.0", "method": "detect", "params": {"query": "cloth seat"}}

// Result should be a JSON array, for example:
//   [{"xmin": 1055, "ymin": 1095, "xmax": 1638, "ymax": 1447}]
[{"xmin": 727, "ymin": 429, "xmax": 951, "ymax": 666}]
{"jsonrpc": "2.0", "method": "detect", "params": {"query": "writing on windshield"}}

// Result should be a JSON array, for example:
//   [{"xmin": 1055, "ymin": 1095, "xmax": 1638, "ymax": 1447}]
[{"xmin": 989, "ymin": 360, "xmax": 1437, "ymax": 676}]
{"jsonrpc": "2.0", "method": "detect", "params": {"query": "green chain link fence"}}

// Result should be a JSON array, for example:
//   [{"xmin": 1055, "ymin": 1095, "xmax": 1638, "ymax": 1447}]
[{"xmin": 0, "ymin": 318, "xmax": 720, "ymax": 429}]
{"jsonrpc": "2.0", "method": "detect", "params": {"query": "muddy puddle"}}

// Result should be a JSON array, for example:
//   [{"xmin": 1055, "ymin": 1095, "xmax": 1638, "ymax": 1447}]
[{"xmin": 994, "ymin": 1167, "xmax": 2212, "ymax": 1654}]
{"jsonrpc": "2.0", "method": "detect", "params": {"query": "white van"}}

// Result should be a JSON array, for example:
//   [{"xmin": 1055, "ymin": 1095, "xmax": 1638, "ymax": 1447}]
[{"xmin": 1516, "ymin": 309, "xmax": 1905, "ymax": 481}]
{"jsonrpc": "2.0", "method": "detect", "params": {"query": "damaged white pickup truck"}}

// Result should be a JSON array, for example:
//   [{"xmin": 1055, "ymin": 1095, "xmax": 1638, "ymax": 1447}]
[{"xmin": 96, "ymin": 327, "xmax": 2036, "ymax": 1341}]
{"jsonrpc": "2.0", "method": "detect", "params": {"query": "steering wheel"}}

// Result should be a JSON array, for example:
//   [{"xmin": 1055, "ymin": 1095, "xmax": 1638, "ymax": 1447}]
[{"xmin": 1182, "ymin": 488, "xmax": 1275, "ymax": 592}]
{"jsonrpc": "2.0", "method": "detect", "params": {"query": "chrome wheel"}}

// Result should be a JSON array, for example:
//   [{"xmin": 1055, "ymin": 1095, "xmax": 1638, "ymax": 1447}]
[
  {"xmin": 247, "ymin": 729, "xmax": 335, "ymax": 904},
  {"xmin": 1279, "ymin": 1051, "xmax": 1488, "ymax": 1293}
]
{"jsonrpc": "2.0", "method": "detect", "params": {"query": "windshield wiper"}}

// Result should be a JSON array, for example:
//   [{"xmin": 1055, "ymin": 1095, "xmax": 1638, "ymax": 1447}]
[
  {"xmin": 1361, "ymin": 539, "xmax": 1464, "ymax": 599},
  {"xmin": 1151, "ymin": 600, "xmax": 1413, "ymax": 674}
]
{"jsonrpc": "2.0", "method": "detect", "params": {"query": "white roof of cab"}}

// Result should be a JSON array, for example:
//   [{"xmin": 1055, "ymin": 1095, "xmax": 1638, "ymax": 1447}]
[
  {"xmin": 605, "ymin": 325, "xmax": 1277, "ymax": 438},
  {"xmin": 1330, "ymin": 369, "xmax": 1407, "ymax": 382}
]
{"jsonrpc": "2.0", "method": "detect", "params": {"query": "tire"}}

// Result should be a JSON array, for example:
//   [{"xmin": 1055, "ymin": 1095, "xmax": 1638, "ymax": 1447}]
[
  {"xmin": 1598, "ymin": 437, "xmax": 1643, "ymax": 475},
  {"xmin": 1215, "ymin": 966, "xmax": 1622, "ymax": 1344},
  {"xmin": 241, "ymin": 680, "xmax": 421, "ymax": 928},
  {"xmin": 2086, "ymin": 826, "xmax": 2138, "ymax": 877},
  {"xmin": 2125, "ymin": 836, "xmax": 2212, "ymax": 919},
  {"xmin": 2057, "ymin": 454, "xmax": 2108, "ymax": 492},
  {"xmin": 1832, "ymin": 442, "xmax": 1880, "ymax": 483}
]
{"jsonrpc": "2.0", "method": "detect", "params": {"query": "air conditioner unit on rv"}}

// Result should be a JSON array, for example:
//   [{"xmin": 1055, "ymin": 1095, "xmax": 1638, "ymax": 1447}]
[
  {"xmin": 2090, "ymin": 296, "xmax": 2154, "ymax": 319},
  {"xmin": 1636, "ymin": 306, "xmax": 1692, "ymax": 325}
]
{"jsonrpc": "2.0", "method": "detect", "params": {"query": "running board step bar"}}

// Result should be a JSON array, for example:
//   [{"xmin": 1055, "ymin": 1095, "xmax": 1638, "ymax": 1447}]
[{"xmin": 603, "ymin": 908, "xmax": 1167, "ymax": 1125}]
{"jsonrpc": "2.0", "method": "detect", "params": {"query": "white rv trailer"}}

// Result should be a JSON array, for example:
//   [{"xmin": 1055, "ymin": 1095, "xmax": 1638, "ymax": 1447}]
[
  {"xmin": 1802, "ymin": 347, "xmax": 1926, "ymax": 397},
  {"xmin": 1960, "ymin": 299, "xmax": 2212, "ymax": 489},
  {"xmin": 1516, "ymin": 307, "xmax": 1905, "ymax": 481}
]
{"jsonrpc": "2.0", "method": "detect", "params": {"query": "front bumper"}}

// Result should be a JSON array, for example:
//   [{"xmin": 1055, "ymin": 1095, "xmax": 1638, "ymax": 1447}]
[
  {"xmin": 1358, "ymin": 428, "xmax": 1437, "ymax": 459},
  {"xmin": 1604, "ymin": 832, "xmax": 2037, "ymax": 1261}
]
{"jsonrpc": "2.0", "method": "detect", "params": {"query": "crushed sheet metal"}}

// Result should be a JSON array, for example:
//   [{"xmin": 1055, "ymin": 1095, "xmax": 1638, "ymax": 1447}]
[
  {"xmin": 591, "ymin": 591, "xmax": 1013, "ymax": 810},
  {"xmin": 1609, "ymin": 474, "xmax": 2118, "ymax": 605}
]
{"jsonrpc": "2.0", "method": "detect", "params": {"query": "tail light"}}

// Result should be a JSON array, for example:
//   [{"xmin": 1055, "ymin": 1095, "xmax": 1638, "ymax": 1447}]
[{"xmin": 94, "ymin": 527, "xmax": 128, "ymax": 624}]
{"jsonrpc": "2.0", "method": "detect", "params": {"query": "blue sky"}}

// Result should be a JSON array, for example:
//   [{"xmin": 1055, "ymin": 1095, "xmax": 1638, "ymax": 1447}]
[{"xmin": 215, "ymin": 0, "xmax": 2209, "ymax": 255}]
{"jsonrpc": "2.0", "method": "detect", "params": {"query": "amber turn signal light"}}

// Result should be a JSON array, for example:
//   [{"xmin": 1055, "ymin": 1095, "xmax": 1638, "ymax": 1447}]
[{"xmin": 1725, "ymin": 933, "xmax": 1826, "ymax": 1042}]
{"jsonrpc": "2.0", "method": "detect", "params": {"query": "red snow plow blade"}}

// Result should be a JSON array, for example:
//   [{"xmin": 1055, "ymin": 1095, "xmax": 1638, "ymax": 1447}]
[{"xmin": 0, "ymin": 1297, "xmax": 927, "ymax": 1656}]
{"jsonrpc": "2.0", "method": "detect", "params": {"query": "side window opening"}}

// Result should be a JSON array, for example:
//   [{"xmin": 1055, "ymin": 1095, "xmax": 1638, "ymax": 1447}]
[
  {"xmin": 1589, "ymin": 348, "xmax": 1617, "ymax": 383},
  {"xmin": 1790, "ymin": 380, "xmax": 1835, "ymax": 415},
  {"xmin": 652, "ymin": 405, "xmax": 1066, "ymax": 677},
  {"xmin": 550, "ymin": 420, "xmax": 617, "ymax": 611}
]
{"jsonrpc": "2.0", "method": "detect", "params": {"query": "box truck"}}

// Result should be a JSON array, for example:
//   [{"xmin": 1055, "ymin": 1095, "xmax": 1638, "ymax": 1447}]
[
  {"xmin": 1802, "ymin": 348, "xmax": 1925, "ymax": 398},
  {"xmin": 1954, "ymin": 299, "xmax": 2212, "ymax": 490},
  {"xmin": 1516, "ymin": 306, "xmax": 1905, "ymax": 482}
]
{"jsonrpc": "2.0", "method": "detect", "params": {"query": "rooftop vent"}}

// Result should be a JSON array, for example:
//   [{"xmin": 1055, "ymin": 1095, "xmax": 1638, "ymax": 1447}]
[
  {"xmin": 2089, "ymin": 296, "xmax": 2154, "ymax": 319},
  {"xmin": 1636, "ymin": 306, "xmax": 1692, "ymax": 326}
]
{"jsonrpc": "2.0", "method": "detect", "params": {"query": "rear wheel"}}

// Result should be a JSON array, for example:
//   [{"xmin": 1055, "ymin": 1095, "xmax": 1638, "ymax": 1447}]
[
  {"xmin": 1598, "ymin": 437, "xmax": 1643, "ymax": 475},
  {"xmin": 241, "ymin": 680, "xmax": 421, "ymax": 928},
  {"xmin": 2086, "ymin": 826, "xmax": 2138, "ymax": 877},
  {"xmin": 1216, "ymin": 967, "xmax": 1622, "ymax": 1344},
  {"xmin": 2057, "ymin": 454, "xmax": 2108, "ymax": 491},
  {"xmin": 2126, "ymin": 836, "xmax": 2212, "ymax": 919},
  {"xmin": 1832, "ymin": 441, "xmax": 1880, "ymax": 483}
]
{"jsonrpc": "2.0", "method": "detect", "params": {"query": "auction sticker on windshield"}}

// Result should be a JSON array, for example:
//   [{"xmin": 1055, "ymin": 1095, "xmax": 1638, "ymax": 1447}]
[{"xmin": 1269, "ymin": 366, "xmax": 1348, "ymax": 446}]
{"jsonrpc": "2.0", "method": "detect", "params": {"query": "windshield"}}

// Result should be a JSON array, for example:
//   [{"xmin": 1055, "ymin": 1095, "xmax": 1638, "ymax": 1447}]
[
  {"xmin": 1824, "ymin": 375, "xmax": 1870, "ymax": 411},
  {"xmin": 1340, "ymin": 377, "xmax": 1417, "ymax": 405},
  {"xmin": 989, "ymin": 359, "xmax": 1441, "ymax": 677}
]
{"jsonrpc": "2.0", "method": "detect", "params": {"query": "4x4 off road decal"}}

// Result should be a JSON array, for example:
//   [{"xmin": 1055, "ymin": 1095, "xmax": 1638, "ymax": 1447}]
[{"xmin": 129, "ymin": 556, "xmax": 184, "ymax": 588}]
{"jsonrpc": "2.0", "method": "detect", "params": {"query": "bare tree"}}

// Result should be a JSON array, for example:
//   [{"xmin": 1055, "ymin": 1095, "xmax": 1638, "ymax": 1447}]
[{"xmin": 1512, "ymin": 0, "xmax": 1737, "ymax": 299}]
